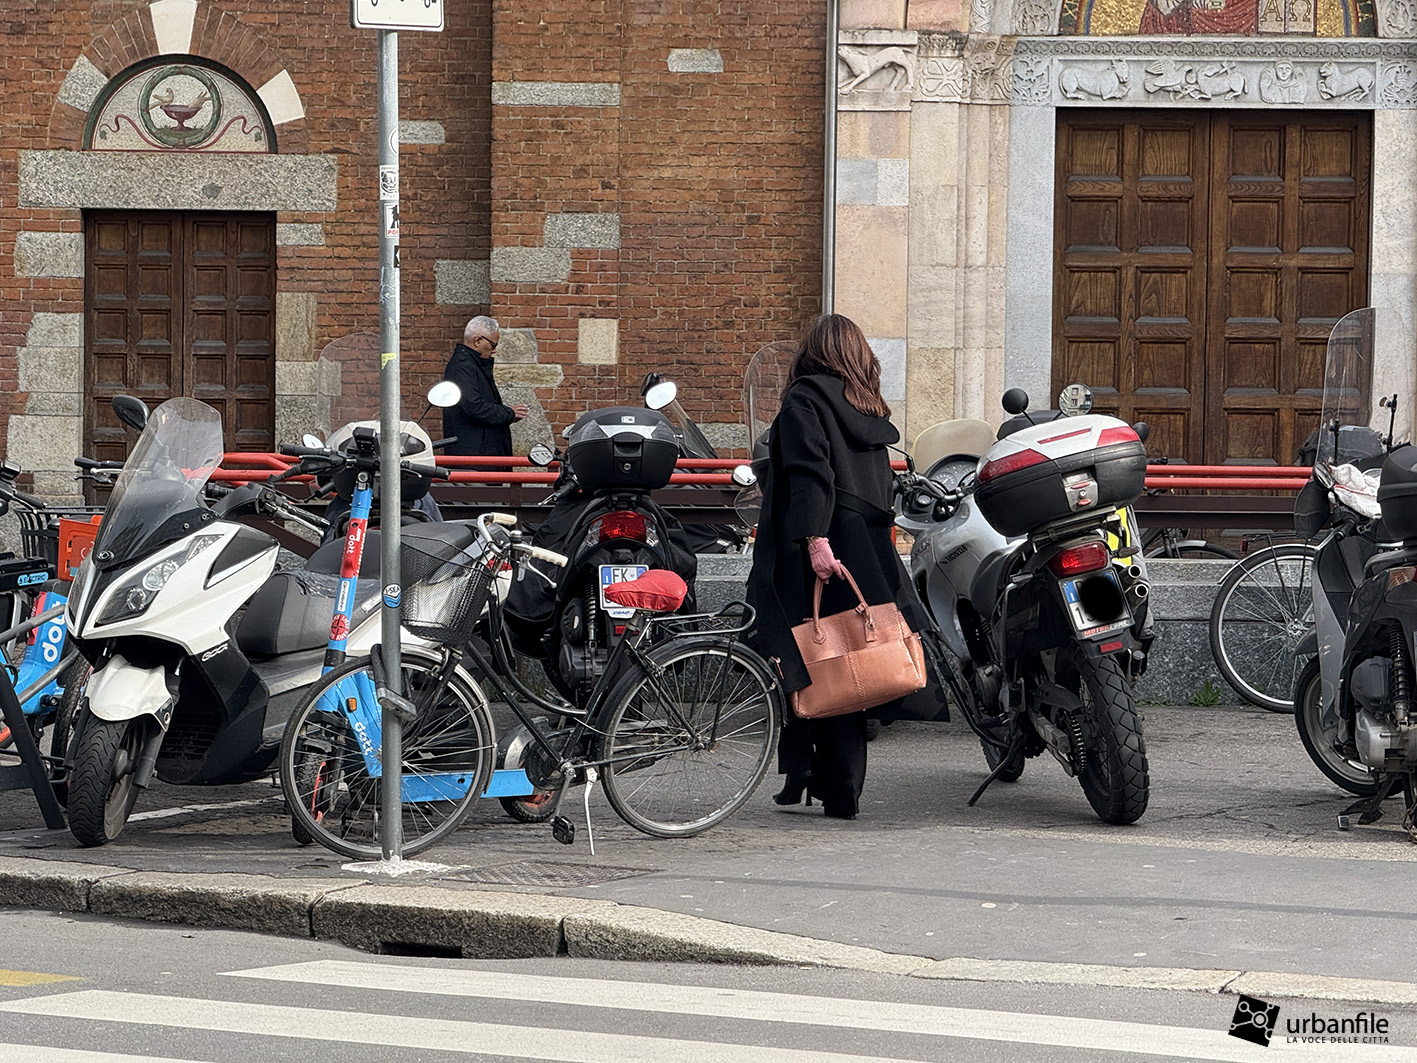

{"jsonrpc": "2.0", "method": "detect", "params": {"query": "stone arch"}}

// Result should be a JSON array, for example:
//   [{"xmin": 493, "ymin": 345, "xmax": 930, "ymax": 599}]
[{"xmin": 46, "ymin": 1, "xmax": 308, "ymax": 153}]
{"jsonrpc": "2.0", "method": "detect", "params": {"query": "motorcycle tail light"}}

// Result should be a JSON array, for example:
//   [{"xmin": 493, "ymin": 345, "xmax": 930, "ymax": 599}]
[
  {"xmin": 978, "ymin": 448, "xmax": 1047, "ymax": 484},
  {"xmin": 1097, "ymin": 426, "xmax": 1140, "ymax": 447},
  {"xmin": 1388, "ymin": 566, "xmax": 1417, "ymax": 590},
  {"xmin": 1048, "ymin": 541, "xmax": 1110, "ymax": 577},
  {"xmin": 588, "ymin": 510, "xmax": 651, "ymax": 545}
]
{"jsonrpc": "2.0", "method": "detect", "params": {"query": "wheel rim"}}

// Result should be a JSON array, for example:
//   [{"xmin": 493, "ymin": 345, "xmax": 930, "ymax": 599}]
[
  {"xmin": 103, "ymin": 721, "xmax": 144, "ymax": 839},
  {"xmin": 602, "ymin": 647, "xmax": 776, "ymax": 835},
  {"xmin": 1298, "ymin": 667, "xmax": 1377, "ymax": 791},
  {"xmin": 1213, "ymin": 546, "xmax": 1316, "ymax": 711}
]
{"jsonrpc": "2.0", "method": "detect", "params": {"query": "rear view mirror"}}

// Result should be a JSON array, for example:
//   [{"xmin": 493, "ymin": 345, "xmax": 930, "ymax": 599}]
[
  {"xmin": 302, "ymin": 433, "xmax": 325, "ymax": 449},
  {"xmin": 527, "ymin": 444, "xmax": 556, "ymax": 467},
  {"xmin": 1001, "ymin": 388, "xmax": 1029, "ymax": 415},
  {"xmin": 427, "ymin": 380, "xmax": 462, "ymax": 408},
  {"xmin": 731, "ymin": 464, "xmax": 757, "ymax": 488},
  {"xmin": 1057, "ymin": 382, "xmax": 1094, "ymax": 417},
  {"xmin": 644, "ymin": 380, "xmax": 678, "ymax": 411},
  {"xmin": 112, "ymin": 395, "xmax": 149, "ymax": 432}
]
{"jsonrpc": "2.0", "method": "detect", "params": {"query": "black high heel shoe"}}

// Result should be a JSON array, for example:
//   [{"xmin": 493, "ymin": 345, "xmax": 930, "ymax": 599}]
[{"xmin": 772, "ymin": 774, "xmax": 813, "ymax": 806}]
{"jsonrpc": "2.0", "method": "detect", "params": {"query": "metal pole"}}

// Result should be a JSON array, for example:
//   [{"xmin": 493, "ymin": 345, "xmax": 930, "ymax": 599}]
[
  {"xmin": 377, "ymin": 28, "xmax": 404, "ymax": 861},
  {"xmin": 822, "ymin": 0, "xmax": 839, "ymax": 316}
]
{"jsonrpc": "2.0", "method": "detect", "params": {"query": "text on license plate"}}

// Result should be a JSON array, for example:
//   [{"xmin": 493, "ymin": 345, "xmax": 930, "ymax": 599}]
[
  {"xmin": 1061, "ymin": 570, "xmax": 1131, "ymax": 638},
  {"xmin": 599, "ymin": 564, "xmax": 649, "ymax": 617}
]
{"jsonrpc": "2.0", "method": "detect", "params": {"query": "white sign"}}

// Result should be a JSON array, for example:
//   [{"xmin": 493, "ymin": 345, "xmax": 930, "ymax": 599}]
[{"xmin": 351, "ymin": 0, "xmax": 444, "ymax": 31}]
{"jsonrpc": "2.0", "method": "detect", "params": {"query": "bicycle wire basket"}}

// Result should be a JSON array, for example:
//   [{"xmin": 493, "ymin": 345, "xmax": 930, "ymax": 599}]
[{"xmin": 398, "ymin": 537, "xmax": 497, "ymax": 646}]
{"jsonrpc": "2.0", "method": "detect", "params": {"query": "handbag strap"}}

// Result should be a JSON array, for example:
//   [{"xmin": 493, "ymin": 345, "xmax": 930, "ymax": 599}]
[{"xmin": 811, "ymin": 564, "xmax": 874, "ymax": 641}]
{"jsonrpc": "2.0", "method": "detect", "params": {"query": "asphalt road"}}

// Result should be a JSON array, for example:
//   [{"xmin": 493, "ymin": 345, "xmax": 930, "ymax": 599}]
[
  {"xmin": 2, "ymin": 704, "xmax": 1415, "ymax": 988},
  {"xmin": 3, "ymin": 912, "xmax": 1415, "ymax": 1061}
]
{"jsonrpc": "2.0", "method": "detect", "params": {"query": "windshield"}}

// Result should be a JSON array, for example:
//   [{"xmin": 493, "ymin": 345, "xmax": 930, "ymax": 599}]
[
  {"xmin": 1316, "ymin": 307, "xmax": 1411, "ymax": 473},
  {"xmin": 92, "ymin": 398, "xmax": 224, "ymax": 566},
  {"xmin": 743, "ymin": 340, "xmax": 796, "ymax": 459}
]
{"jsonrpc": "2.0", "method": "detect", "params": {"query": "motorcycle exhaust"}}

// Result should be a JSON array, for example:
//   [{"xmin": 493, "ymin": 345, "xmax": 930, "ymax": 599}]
[
  {"xmin": 1125, "ymin": 564, "xmax": 1143, "ymax": 581},
  {"xmin": 1127, "ymin": 581, "xmax": 1149, "ymax": 601}
]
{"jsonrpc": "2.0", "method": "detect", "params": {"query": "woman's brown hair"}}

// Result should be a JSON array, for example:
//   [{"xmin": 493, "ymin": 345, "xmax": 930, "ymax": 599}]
[{"xmin": 787, "ymin": 314, "xmax": 891, "ymax": 418}]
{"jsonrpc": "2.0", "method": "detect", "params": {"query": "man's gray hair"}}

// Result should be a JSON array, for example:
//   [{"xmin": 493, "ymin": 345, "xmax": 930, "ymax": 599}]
[{"xmin": 463, "ymin": 315, "xmax": 500, "ymax": 344}]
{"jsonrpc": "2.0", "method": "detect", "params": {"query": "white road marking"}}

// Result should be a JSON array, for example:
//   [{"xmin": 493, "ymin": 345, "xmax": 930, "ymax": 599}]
[
  {"xmin": 127, "ymin": 799, "xmax": 272, "ymax": 823},
  {"xmin": 218, "ymin": 962, "xmax": 1417, "ymax": 1062},
  {"xmin": 0, "ymin": 1047, "xmax": 210, "ymax": 1063}
]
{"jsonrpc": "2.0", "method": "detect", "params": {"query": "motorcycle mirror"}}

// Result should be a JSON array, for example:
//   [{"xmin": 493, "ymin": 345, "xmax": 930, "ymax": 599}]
[
  {"xmin": 731, "ymin": 464, "xmax": 757, "ymax": 488},
  {"xmin": 112, "ymin": 394, "xmax": 149, "ymax": 432},
  {"xmin": 427, "ymin": 380, "xmax": 462, "ymax": 408},
  {"xmin": 1057, "ymin": 382, "xmax": 1094, "ymax": 417},
  {"xmin": 644, "ymin": 380, "xmax": 678, "ymax": 411},
  {"xmin": 639, "ymin": 372, "xmax": 662, "ymax": 397},
  {"xmin": 1001, "ymin": 388, "xmax": 1029, "ymax": 415},
  {"xmin": 1132, "ymin": 422, "xmax": 1150, "ymax": 443},
  {"xmin": 527, "ymin": 443, "xmax": 556, "ymax": 467},
  {"xmin": 302, "ymin": 433, "xmax": 324, "ymax": 449}
]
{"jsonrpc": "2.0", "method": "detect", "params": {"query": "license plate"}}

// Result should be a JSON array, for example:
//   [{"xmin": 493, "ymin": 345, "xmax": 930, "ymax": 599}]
[
  {"xmin": 599, "ymin": 564, "xmax": 649, "ymax": 618},
  {"xmin": 1060, "ymin": 570, "xmax": 1132, "ymax": 639}
]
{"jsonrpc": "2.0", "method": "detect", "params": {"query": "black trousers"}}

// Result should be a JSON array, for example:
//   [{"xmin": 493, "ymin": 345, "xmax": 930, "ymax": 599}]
[{"xmin": 777, "ymin": 712, "xmax": 868, "ymax": 814}]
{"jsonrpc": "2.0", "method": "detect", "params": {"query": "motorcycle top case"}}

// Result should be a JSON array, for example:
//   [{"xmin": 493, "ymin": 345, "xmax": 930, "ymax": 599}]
[
  {"xmin": 566, "ymin": 407, "xmax": 680, "ymax": 492},
  {"xmin": 1377, "ymin": 444, "xmax": 1417, "ymax": 540},
  {"xmin": 974, "ymin": 414, "xmax": 1147, "ymax": 537}
]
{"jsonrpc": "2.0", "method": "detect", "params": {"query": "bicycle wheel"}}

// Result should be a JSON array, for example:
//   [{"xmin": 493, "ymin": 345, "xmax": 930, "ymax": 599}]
[
  {"xmin": 1209, "ymin": 543, "xmax": 1317, "ymax": 713},
  {"xmin": 596, "ymin": 637, "xmax": 780, "ymax": 838},
  {"xmin": 1144, "ymin": 532, "xmax": 1240, "ymax": 561},
  {"xmin": 280, "ymin": 648, "xmax": 496, "ymax": 860}
]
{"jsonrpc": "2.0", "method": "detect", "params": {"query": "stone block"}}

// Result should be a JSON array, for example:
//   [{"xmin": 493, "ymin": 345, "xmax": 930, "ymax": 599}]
[
  {"xmin": 908, "ymin": 0, "xmax": 965, "ymax": 28},
  {"xmin": 24, "ymin": 392, "xmax": 81, "ymax": 417},
  {"xmin": 577, "ymin": 318, "xmax": 619, "ymax": 364},
  {"xmin": 840, "ymin": 8, "xmax": 912, "ymax": 33},
  {"xmin": 0, "ymin": 857, "xmax": 136, "ymax": 913},
  {"xmin": 490, "ymin": 248, "xmax": 571, "ymax": 284},
  {"xmin": 14, "ymin": 232, "xmax": 83, "ymax": 278},
  {"xmin": 833, "ymin": 206, "xmax": 908, "ymax": 337},
  {"xmin": 495, "ymin": 327, "xmax": 539, "ymax": 364},
  {"xmin": 870, "ymin": 336, "xmax": 908, "ymax": 401},
  {"xmin": 701, "ymin": 422, "xmax": 748, "ymax": 452},
  {"xmin": 7, "ymin": 415, "xmax": 83, "ymax": 473},
  {"xmin": 25, "ymin": 313, "xmax": 82, "ymax": 349},
  {"xmin": 667, "ymin": 49, "xmax": 724, "ymax": 73},
  {"xmin": 838, "ymin": 110, "xmax": 911, "ymax": 160},
  {"xmin": 311, "ymin": 885, "xmax": 612, "ymax": 958},
  {"xmin": 18, "ymin": 346, "xmax": 82, "ymax": 394},
  {"xmin": 836, "ymin": 158, "xmax": 878, "ymax": 205},
  {"xmin": 88, "ymin": 873, "xmax": 359, "ymax": 938},
  {"xmin": 435, "ymin": 260, "xmax": 491, "ymax": 306},
  {"xmin": 399, "ymin": 120, "xmax": 446, "ymax": 144},
  {"xmin": 276, "ymin": 360, "xmax": 319, "ymax": 397},
  {"xmin": 494, "ymin": 363, "xmax": 564, "ymax": 388},
  {"xmin": 257, "ymin": 70, "xmax": 305, "ymax": 126},
  {"xmin": 506, "ymin": 387, "xmax": 553, "ymax": 455},
  {"xmin": 276, "ymin": 395, "xmax": 319, "ymax": 446},
  {"xmin": 58, "ymin": 55, "xmax": 108, "ymax": 112},
  {"xmin": 877, "ymin": 158, "xmax": 910, "ymax": 207},
  {"xmin": 544, "ymin": 213, "xmax": 621, "ymax": 249},
  {"xmin": 491, "ymin": 82, "xmax": 621, "ymax": 108},
  {"xmin": 276, "ymin": 223, "xmax": 325, "ymax": 246},
  {"xmin": 276, "ymin": 292, "xmax": 319, "ymax": 363},
  {"xmin": 915, "ymin": 958, "xmax": 1239, "ymax": 993},
  {"xmin": 150, "ymin": 0, "xmax": 198, "ymax": 55}
]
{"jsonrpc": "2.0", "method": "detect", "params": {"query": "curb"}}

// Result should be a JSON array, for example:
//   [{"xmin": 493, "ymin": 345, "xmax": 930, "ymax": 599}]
[{"xmin": 4, "ymin": 856, "xmax": 1417, "ymax": 1007}]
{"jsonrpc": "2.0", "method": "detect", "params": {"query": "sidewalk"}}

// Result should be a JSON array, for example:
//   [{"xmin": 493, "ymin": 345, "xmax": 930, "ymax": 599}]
[{"xmin": 3, "ymin": 706, "xmax": 1416, "ymax": 1006}]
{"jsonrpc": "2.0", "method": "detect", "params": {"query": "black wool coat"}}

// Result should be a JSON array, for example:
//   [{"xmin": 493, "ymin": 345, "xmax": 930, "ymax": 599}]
[
  {"xmin": 746, "ymin": 374, "xmax": 926, "ymax": 694},
  {"xmin": 442, "ymin": 344, "xmax": 515, "ymax": 457}
]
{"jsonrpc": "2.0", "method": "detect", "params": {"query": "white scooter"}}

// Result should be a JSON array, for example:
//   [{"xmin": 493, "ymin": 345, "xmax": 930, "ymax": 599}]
[{"xmin": 62, "ymin": 388, "xmax": 457, "ymax": 846}]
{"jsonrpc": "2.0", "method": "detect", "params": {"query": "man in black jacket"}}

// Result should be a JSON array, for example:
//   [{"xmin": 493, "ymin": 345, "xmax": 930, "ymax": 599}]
[{"xmin": 442, "ymin": 316, "xmax": 528, "ymax": 459}]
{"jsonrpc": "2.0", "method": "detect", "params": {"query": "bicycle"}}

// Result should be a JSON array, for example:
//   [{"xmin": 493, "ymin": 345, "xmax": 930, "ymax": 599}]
[
  {"xmin": 1208, "ymin": 536, "xmax": 1317, "ymax": 713},
  {"xmin": 279, "ymin": 512, "xmax": 782, "ymax": 859},
  {"xmin": 1138, "ymin": 462, "xmax": 1240, "ymax": 561}
]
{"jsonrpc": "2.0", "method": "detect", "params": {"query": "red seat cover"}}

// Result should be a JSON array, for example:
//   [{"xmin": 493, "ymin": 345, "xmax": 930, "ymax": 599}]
[{"xmin": 602, "ymin": 569, "xmax": 687, "ymax": 612}]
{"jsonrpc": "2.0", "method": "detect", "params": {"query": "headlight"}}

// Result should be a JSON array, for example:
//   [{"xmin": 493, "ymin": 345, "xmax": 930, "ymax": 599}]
[{"xmin": 95, "ymin": 535, "xmax": 223, "ymax": 626}]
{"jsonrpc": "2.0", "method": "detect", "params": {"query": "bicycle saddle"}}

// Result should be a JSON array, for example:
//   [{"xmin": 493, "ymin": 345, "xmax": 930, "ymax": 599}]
[{"xmin": 603, "ymin": 569, "xmax": 687, "ymax": 612}]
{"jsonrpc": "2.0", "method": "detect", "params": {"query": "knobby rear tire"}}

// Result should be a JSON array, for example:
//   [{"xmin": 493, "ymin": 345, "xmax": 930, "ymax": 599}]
[
  {"xmin": 1062, "ymin": 646, "xmax": 1149, "ymax": 825},
  {"xmin": 596, "ymin": 637, "xmax": 780, "ymax": 838}
]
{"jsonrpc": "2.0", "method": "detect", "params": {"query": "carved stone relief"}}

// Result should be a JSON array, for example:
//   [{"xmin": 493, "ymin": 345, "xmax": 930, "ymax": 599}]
[
  {"xmin": 1012, "ymin": 0, "xmax": 1059, "ymax": 35},
  {"xmin": 837, "ymin": 29, "xmax": 919, "ymax": 111},
  {"xmin": 1377, "ymin": 0, "xmax": 1417, "ymax": 38}
]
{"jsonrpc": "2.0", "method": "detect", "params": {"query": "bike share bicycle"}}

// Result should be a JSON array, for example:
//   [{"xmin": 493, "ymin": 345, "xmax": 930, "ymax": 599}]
[{"xmin": 280, "ymin": 511, "xmax": 782, "ymax": 858}]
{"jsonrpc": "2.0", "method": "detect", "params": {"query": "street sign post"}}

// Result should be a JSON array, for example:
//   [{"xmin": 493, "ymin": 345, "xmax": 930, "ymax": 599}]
[
  {"xmin": 352, "ymin": 0, "xmax": 444, "ymax": 32},
  {"xmin": 353, "ymin": 4, "xmax": 442, "ymax": 863}
]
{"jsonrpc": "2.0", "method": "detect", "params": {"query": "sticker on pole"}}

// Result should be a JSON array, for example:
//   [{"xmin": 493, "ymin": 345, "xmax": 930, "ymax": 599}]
[
  {"xmin": 383, "ymin": 584, "xmax": 402, "ymax": 608},
  {"xmin": 351, "ymin": 0, "xmax": 444, "ymax": 31},
  {"xmin": 379, "ymin": 165, "xmax": 398, "ymax": 200},
  {"xmin": 384, "ymin": 203, "xmax": 400, "ymax": 240}
]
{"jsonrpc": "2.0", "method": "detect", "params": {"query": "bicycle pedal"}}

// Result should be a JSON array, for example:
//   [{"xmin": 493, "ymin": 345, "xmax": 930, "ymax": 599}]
[{"xmin": 550, "ymin": 815, "xmax": 575, "ymax": 845}]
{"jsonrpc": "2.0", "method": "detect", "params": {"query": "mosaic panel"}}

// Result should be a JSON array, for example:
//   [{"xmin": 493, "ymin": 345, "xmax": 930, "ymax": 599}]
[{"xmin": 87, "ymin": 61, "xmax": 273, "ymax": 152}]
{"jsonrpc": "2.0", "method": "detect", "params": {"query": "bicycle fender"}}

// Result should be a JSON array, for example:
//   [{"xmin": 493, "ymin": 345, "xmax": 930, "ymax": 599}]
[
  {"xmin": 86, "ymin": 658, "xmax": 175, "ymax": 730},
  {"xmin": 1296, "ymin": 627, "xmax": 1318, "ymax": 657}
]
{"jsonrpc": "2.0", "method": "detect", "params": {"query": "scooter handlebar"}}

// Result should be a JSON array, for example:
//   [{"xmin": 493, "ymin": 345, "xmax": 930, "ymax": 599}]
[{"xmin": 520, "ymin": 545, "xmax": 569, "ymax": 567}]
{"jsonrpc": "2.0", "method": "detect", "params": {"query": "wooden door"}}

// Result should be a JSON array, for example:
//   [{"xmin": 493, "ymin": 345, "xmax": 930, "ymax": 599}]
[
  {"xmin": 1053, "ymin": 111, "xmax": 1371, "ymax": 465},
  {"xmin": 85, "ymin": 211, "xmax": 275, "ymax": 466}
]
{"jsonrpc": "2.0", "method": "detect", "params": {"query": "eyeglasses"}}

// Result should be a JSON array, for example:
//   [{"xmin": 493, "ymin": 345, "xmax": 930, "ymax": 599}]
[{"xmin": 479, "ymin": 337, "xmax": 499, "ymax": 350}]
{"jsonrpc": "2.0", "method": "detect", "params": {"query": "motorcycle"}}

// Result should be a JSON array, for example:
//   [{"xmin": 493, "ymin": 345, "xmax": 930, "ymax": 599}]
[
  {"xmin": 1290, "ymin": 306, "xmax": 1417, "ymax": 833},
  {"xmin": 504, "ymin": 404, "xmax": 700, "ymax": 704},
  {"xmin": 896, "ymin": 386, "xmax": 1153, "ymax": 824},
  {"xmin": 61, "ymin": 386, "xmax": 460, "ymax": 846}
]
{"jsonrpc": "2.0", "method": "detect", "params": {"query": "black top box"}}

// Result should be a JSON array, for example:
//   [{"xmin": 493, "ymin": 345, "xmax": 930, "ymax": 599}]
[
  {"xmin": 1378, "ymin": 444, "xmax": 1417, "ymax": 540},
  {"xmin": 566, "ymin": 407, "xmax": 680, "ymax": 493}
]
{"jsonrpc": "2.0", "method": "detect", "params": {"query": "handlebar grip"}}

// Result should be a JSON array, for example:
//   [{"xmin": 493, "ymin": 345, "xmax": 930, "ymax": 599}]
[
  {"xmin": 12, "ymin": 489, "xmax": 46, "ymax": 509},
  {"xmin": 525, "ymin": 545, "xmax": 569, "ymax": 567},
  {"xmin": 73, "ymin": 456, "xmax": 101, "ymax": 470},
  {"xmin": 430, "ymin": 437, "xmax": 457, "ymax": 450},
  {"xmin": 486, "ymin": 512, "xmax": 518, "ymax": 526},
  {"xmin": 279, "ymin": 444, "xmax": 329, "ymax": 458},
  {"xmin": 432, "ymin": 466, "xmax": 452, "ymax": 480}
]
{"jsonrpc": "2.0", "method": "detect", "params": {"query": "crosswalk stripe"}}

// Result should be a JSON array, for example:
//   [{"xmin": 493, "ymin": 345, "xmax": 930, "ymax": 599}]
[
  {"xmin": 0, "ymin": 989, "xmax": 993, "ymax": 1063},
  {"xmin": 224, "ymin": 961, "xmax": 1417, "ymax": 1063},
  {"xmin": 0, "ymin": 1047, "xmax": 210, "ymax": 1063}
]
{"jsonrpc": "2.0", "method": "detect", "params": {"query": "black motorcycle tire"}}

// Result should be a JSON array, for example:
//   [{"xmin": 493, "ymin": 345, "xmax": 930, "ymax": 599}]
[
  {"xmin": 1292, "ymin": 658, "xmax": 1379, "ymax": 796},
  {"xmin": 68, "ymin": 715, "xmax": 147, "ymax": 847},
  {"xmin": 1062, "ymin": 646, "xmax": 1149, "ymax": 825},
  {"xmin": 980, "ymin": 731, "xmax": 1025, "ymax": 782},
  {"xmin": 47, "ymin": 658, "xmax": 91, "ymax": 808}
]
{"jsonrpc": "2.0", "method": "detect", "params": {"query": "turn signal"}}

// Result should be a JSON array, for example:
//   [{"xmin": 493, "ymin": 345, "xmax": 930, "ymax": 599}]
[{"xmin": 1048, "ymin": 541, "xmax": 1109, "ymax": 577}]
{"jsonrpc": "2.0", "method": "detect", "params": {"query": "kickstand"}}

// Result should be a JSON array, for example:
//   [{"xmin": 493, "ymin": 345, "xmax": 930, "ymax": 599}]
[
  {"xmin": 968, "ymin": 737, "xmax": 1023, "ymax": 807},
  {"xmin": 1339, "ymin": 771, "xmax": 1402, "ymax": 827},
  {"xmin": 582, "ymin": 767, "xmax": 598, "ymax": 856},
  {"xmin": 1403, "ymin": 775, "xmax": 1417, "ymax": 844}
]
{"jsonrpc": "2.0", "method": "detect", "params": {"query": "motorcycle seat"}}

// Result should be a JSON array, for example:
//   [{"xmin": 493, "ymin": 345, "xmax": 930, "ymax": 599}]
[{"xmin": 235, "ymin": 569, "xmax": 382, "ymax": 658}]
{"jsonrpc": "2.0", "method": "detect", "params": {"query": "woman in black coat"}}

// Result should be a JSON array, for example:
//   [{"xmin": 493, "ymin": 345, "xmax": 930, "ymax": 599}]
[{"xmin": 747, "ymin": 314, "xmax": 925, "ymax": 819}]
